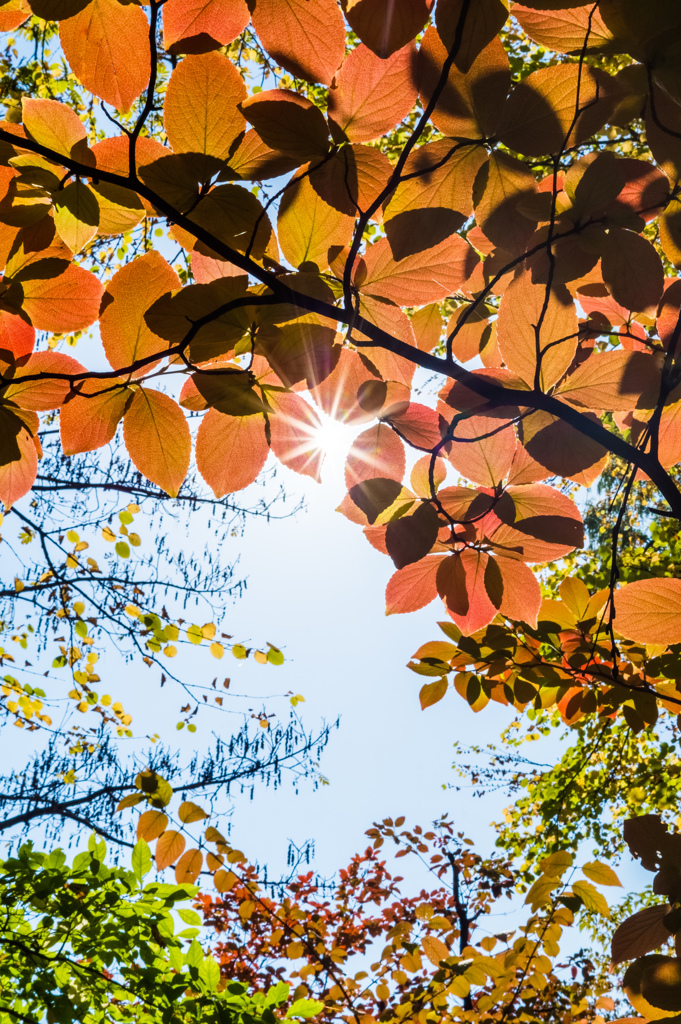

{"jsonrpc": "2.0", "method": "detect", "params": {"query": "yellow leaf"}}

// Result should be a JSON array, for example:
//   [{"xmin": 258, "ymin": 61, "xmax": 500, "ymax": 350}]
[
  {"xmin": 210, "ymin": 642, "xmax": 224, "ymax": 659},
  {"xmin": 419, "ymin": 678, "xmax": 448, "ymax": 710},
  {"xmin": 582, "ymin": 861, "xmax": 622, "ymax": 887},
  {"xmin": 202, "ymin": 622, "xmax": 216, "ymax": 640},
  {"xmin": 178, "ymin": 800, "xmax": 208, "ymax": 823},
  {"xmin": 14, "ymin": 578, "xmax": 24, "ymax": 592},
  {"xmin": 572, "ymin": 879, "xmax": 610, "ymax": 917},
  {"xmin": 102, "ymin": 526, "xmax": 116, "ymax": 542},
  {"xmin": 137, "ymin": 809, "xmax": 168, "ymax": 841},
  {"xmin": 422, "ymin": 935, "xmax": 450, "ymax": 967}
]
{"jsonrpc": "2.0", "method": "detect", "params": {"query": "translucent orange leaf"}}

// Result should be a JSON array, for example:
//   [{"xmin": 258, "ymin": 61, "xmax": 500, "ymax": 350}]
[
  {"xmin": 6, "ymin": 265, "xmax": 104, "ymax": 334},
  {"xmin": 196, "ymin": 408, "xmax": 269, "ymax": 496},
  {"xmin": 60, "ymin": 380, "xmax": 131, "ymax": 455},
  {"xmin": 137, "ymin": 809, "xmax": 168, "ymax": 842},
  {"xmin": 497, "ymin": 271, "xmax": 578, "ymax": 389},
  {"xmin": 345, "ymin": 422, "xmax": 405, "ymax": 491},
  {"xmin": 385, "ymin": 554, "xmax": 445, "ymax": 615},
  {"xmin": 435, "ymin": 0, "xmax": 507, "ymax": 73},
  {"xmin": 342, "ymin": 0, "xmax": 432, "ymax": 58},
  {"xmin": 513, "ymin": 4, "xmax": 616, "ymax": 55},
  {"xmin": 100, "ymin": 251, "xmax": 180, "ymax": 376},
  {"xmin": 179, "ymin": 800, "xmax": 208, "ymax": 823},
  {"xmin": 266, "ymin": 391, "xmax": 326, "ymax": 481},
  {"xmin": 328, "ymin": 42, "xmax": 417, "ymax": 143},
  {"xmin": 251, "ymin": 0, "xmax": 345, "ymax": 85},
  {"xmin": 437, "ymin": 549, "xmax": 498, "ymax": 636},
  {"xmin": 0, "ymin": 423, "xmax": 37, "ymax": 510},
  {"xmin": 0, "ymin": 309, "xmax": 34, "ymax": 361},
  {"xmin": 123, "ymin": 388, "xmax": 191, "ymax": 497},
  {"xmin": 361, "ymin": 234, "xmax": 478, "ymax": 305},
  {"xmin": 175, "ymin": 847, "xmax": 203, "ymax": 883},
  {"xmin": 485, "ymin": 554, "xmax": 541, "ymax": 628},
  {"xmin": 278, "ymin": 174, "xmax": 354, "ymax": 270},
  {"xmin": 614, "ymin": 578, "xmax": 681, "ymax": 645},
  {"xmin": 163, "ymin": 0, "xmax": 249, "ymax": 54},
  {"xmin": 3, "ymin": 352, "xmax": 87, "ymax": 411},
  {"xmin": 164, "ymin": 52, "xmax": 246, "ymax": 182},
  {"xmin": 240, "ymin": 89, "xmax": 329, "ymax": 162},
  {"xmin": 21, "ymin": 97, "xmax": 91, "ymax": 162},
  {"xmin": 155, "ymin": 829, "xmax": 186, "ymax": 871},
  {"xmin": 60, "ymin": 0, "xmax": 151, "ymax": 113}
]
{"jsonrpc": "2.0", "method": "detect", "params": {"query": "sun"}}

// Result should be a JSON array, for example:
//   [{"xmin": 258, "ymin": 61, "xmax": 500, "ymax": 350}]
[{"xmin": 311, "ymin": 413, "xmax": 356, "ymax": 480}]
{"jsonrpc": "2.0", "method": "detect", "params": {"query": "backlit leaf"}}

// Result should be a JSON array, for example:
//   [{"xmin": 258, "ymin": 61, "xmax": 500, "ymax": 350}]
[
  {"xmin": 385, "ymin": 554, "xmax": 445, "ymax": 615},
  {"xmin": 497, "ymin": 272, "xmax": 578, "ymax": 389},
  {"xmin": 136, "ymin": 809, "xmax": 168, "ymax": 841},
  {"xmin": 123, "ymin": 388, "xmax": 191, "ymax": 497},
  {"xmin": 179, "ymin": 800, "xmax": 208, "ymax": 823},
  {"xmin": 614, "ymin": 578, "xmax": 681, "ymax": 645},
  {"xmin": 164, "ymin": 52, "xmax": 246, "ymax": 182},
  {"xmin": 100, "ymin": 252, "xmax": 180, "ymax": 375},
  {"xmin": 21, "ymin": 98, "xmax": 91, "ymax": 162},
  {"xmin": 582, "ymin": 861, "xmax": 622, "ymax": 887},
  {"xmin": 163, "ymin": 0, "xmax": 250, "ymax": 54},
  {"xmin": 328, "ymin": 43, "xmax": 418, "ymax": 143},
  {"xmin": 435, "ymin": 0, "xmax": 508, "ymax": 73},
  {"xmin": 60, "ymin": 0, "xmax": 151, "ymax": 113},
  {"xmin": 267, "ymin": 390, "xmax": 326, "ymax": 481},
  {"xmin": 385, "ymin": 500, "xmax": 440, "ymax": 568},
  {"xmin": 611, "ymin": 905, "xmax": 671, "ymax": 965},
  {"xmin": 175, "ymin": 847, "xmax": 203, "ymax": 884},
  {"xmin": 53, "ymin": 181, "xmax": 100, "ymax": 253},
  {"xmin": 155, "ymin": 829, "xmax": 186, "ymax": 870},
  {"xmin": 5, "ymin": 264, "xmax": 104, "ymax": 333},
  {"xmin": 60, "ymin": 379, "xmax": 131, "ymax": 455},
  {"xmin": 196, "ymin": 408, "xmax": 269, "ymax": 496},
  {"xmin": 251, "ymin": 0, "xmax": 345, "ymax": 85},
  {"xmin": 2, "ymin": 351, "xmax": 87, "ymax": 411},
  {"xmin": 601, "ymin": 228, "xmax": 665, "ymax": 312},
  {"xmin": 513, "ymin": 4, "xmax": 616, "ymax": 55},
  {"xmin": 345, "ymin": 422, "xmax": 405, "ymax": 490},
  {"xmin": 341, "ymin": 0, "xmax": 432, "ymax": 58},
  {"xmin": 240, "ymin": 90, "xmax": 330, "ymax": 162},
  {"xmin": 278, "ymin": 174, "xmax": 354, "ymax": 270},
  {"xmin": 361, "ymin": 234, "xmax": 478, "ymax": 305}
]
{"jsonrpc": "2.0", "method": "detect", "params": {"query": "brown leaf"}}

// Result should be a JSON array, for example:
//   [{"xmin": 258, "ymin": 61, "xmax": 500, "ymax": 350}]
[{"xmin": 611, "ymin": 905, "xmax": 671, "ymax": 965}]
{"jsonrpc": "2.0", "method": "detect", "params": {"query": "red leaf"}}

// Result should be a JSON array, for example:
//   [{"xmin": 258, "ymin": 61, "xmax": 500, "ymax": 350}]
[
  {"xmin": 490, "ymin": 483, "xmax": 584, "ymax": 564},
  {"xmin": 163, "ymin": 0, "xmax": 249, "ymax": 54},
  {"xmin": 386, "ymin": 554, "xmax": 445, "ymax": 615},
  {"xmin": 123, "ymin": 388, "xmax": 191, "ymax": 497},
  {"xmin": 345, "ymin": 422, "xmax": 405, "ymax": 490},
  {"xmin": 251, "ymin": 0, "xmax": 345, "ymax": 85},
  {"xmin": 196, "ymin": 408, "xmax": 269, "ymax": 496},
  {"xmin": 342, "ymin": 0, "xmax": 432, "ymax": 58},
  {"xmin": 328, "ymin": 43, "xmax": 417, "ymax": 143},
  {"xmin": 60, "ymin": 0, "xmax": 151, "ymax": 113},
  {"xmin": 100, "ymin": 251, "xmax": 180, "ymax": 375},
  {"xmin": 267, "ymin": 391, "xmax": 325, "ymax": 481}
]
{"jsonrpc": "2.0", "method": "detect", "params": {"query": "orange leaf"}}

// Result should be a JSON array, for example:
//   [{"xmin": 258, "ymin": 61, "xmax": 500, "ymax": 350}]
[
  {"xmin": 123, "ymin": 388, "xmax": 191, "ymax": 497},
  {"xmin": 445, "ymin": 411, "xmax": 517, "ymax": 488},
  {"xmin": 418, "ymin": 29, "xmax": 510, "ymax": 137},
  {"xmin": 60, "ymin": 380, "xmax": 131, "ymax": 455},
  {"xmin": 385, "ymin": 501, "xmax": 440, "ymax": 569},
  {"xmin": 419, "ymin": 677, "xmax": 449, "ymax": 710},
  {"xmin": 485, "ymin": 554, "xmax": 541, "ymax": 628},
  {"xmin": 6, "ymin": 265, "xmax": 104, "ymax": 334},
  {"xmin": 514, "ymin": 4, "xmax": 616, "ymax": 56},
  {"xmin": 100, "ymin": 251, "xmax": 181, "ymax": 375},
  {"xmin": 435, "ymin": 0, "xmax": 507, "ymax": 73},
  {"xmin": 411, "ymin": 304, "xmax": 443, "ymax": 354},
  {"xmin": 385, "ymin": 554, "xmax": 444, "ymax": 615},
  {"xmin": 60, "ymin": 0, "xmax": 151, "ymax": 113},
  {"xmin": 137, "ymin": 809, "xmax": 168, "ymax": 841},
  {"xmin": 328, "ymin": 43, "xmax": 417, "ymax": 143},
  {"xmin": 384, "ymin": 402, "xmax": 442, "ymax": 450},
  {"xmin": 278, "ymin": 174, "xmax": 353, "ymax": 270},
  {"xmin": 251, "ymin": 0, "xmax": 345, "ymax": 85},
  {"xmin": 0, "ymin": 423, "xmax": 37, "ymax": 509},
  {"xmin": 266, "ymin": 391, "xmax": 325, "ymax": 481},
  {"xmin": 240, "ymin": 89, "xmax": 330, "ymax": 162},
  {"xmin": 341, "ymin": 0, "xmax": 432, "ymax": 58},
  {"xmin": 0, "ymin": 309, "xmax": 34, "ymax": 361},
  {"xmin": 162, "ymin": 0, "xmax": 249, "ymax": 54},
  {"xmin": 437, "ymin": 549, "xmax": 498, "ymax": 636},
  {"xmin": 490, "ymin": 483, "xmax": 584, "ymax": 564},
  {"xmin": 310, "ymin": 144, "xmax": 393, "ymax": 218},
  {"xmin": 361, "ymin": 235, "xmax": 478, "ymax": 305},
  {"xmin": 422, "ymin": 934, "xmax": 450, "ymax": 966},
  {"xmin": 309, "ymin": 347, "xmax": 377, "ymax": 424},
  {"xmin": 196, "ymin": 408, "xmax": 269, "ymax": 496},
  {"xmin": 614, "ymin": 579, "xmax": 681, "ymax": 645},
  {"xmin": 21, "ymin": 97, "xmax": 92, "ymax": 163},
  {"xmin": 175, "ymin": 847, "xmax": 203, "ymax": 884},
  {"xmin": 410, "ymin": 453, "xmax": 446, "ymax": 497},
  {"xmin": 155, "ymin": 829, "xmax": 186, "ymax": 871},
  {"xmin": 497, "ymin": 64, "xmax": 618, "ymax": 156},
  {"xmin": 556, "ymin": 351, "xmax": 661, "ymax": 411},
  {"xmin": 472, "ymin": 150, "xmax": 538, "ymax": 254},
  {"xmin": 179, "ymin": 800, "xmax": 208, "ymax": 823},
  {"xmin": 601, "ymin": 228, "xmax": 665, "ymax": 313},
  {"xmin": 497, "ymin": 271, "xmax": 578, "ymax": 389},
  {"xmin": 345, "ymin": 422, "xmax": 405, "ymax": 490},
  {"xmin": 3, "ymin": 352, "xmax": 87, "ymax": 411},
  {"xmin": 518, "ymin": 410, "xmax": 607, "ymax": 488},
  {"xmin": 164, "ymin": 52, "xmax": 246, "ymax": 182}
]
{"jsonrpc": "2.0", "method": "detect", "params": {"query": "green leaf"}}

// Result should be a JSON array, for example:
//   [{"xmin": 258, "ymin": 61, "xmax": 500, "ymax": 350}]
[
  {"xmin": 132, "ymin": 839, "xmax": 151, "ymax": 882},
  {"xmin": 75, "ymin": 619, "xmax": 88, "ymax": 638},
  {"xmin": 115, "ymin": 541, "xmax": 131, "ymax": 558},
  {"xmin": 186, "ymin": 939, "xmax": 203, "ymax": 968},
  {"xmin": 199, "ymin": 955, "xmax": 221, "ymax": 992},
  {"xmin": 286, "ymin": 998, "xmax": 324, "ymax": 1018},
  {"xmin": 178, "ymin": 908, "xmax": 202, "ymax": 926}
]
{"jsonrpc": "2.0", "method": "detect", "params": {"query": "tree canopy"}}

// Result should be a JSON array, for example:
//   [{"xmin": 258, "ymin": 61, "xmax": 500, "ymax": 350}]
[{"xmin": 5, "ymin": 0, "xmax": 681, "ymax": 1021}]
